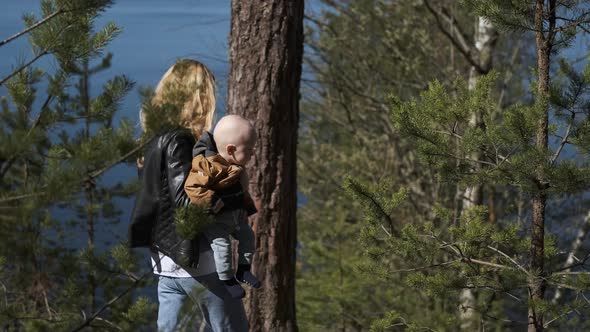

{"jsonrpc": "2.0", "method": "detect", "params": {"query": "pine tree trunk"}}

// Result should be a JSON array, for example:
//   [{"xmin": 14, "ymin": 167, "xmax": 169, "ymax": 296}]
[
  {"xmin": 528, "ymin": 1, "xmax": 553, "ymax": 331},
  {"xmin": 227, "ymin": 1, "xmax": 304, "ymax": 331},
  {"xmin": 459, "ymin": 16, "xmax": 496, "ymax": 331}
]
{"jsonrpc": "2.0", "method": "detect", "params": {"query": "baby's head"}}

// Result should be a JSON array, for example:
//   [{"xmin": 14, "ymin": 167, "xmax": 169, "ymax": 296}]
[{"xmin": 213, "ymin": 115, "xmax": 256, "ymax": 166}]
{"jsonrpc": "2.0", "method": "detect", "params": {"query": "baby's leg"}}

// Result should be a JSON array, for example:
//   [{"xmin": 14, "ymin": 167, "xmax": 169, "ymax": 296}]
[
  {"xmin": 234, "ymin": 221, "xmax": 255, "ymax": 266},
  {"xmin": 203, "ymin": 213, "xmax": 245, "ymax": 298},
  {"xmin": 206, "ymin": 229, "xmax": 233, "ymax": 281},
  {"xmin": 234, "ymin": 222, "xmax": 260, "ymax": 288}
]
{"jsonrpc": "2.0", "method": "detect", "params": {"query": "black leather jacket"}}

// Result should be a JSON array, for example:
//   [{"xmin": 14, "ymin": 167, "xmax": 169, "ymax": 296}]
[{"xmin": 129, "ymin": 128, "xmax": 198, "ymax": 267}]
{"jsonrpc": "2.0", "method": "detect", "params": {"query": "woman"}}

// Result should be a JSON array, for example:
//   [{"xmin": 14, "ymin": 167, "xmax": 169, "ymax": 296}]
[{"xmin": 129, "ymin": 59, "xmax": 249, "ymax": 332}]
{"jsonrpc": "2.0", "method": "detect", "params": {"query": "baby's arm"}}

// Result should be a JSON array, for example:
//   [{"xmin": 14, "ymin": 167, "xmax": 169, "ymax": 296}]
[{"xmin": 184, "ymin": 156, "xmax": 223, "ymax": 212}]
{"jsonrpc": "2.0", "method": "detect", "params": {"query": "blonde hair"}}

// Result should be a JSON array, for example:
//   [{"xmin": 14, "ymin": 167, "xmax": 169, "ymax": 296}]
[{"xmin": 140, "ymin": 59, "xmax": 216, "ymax": 137}]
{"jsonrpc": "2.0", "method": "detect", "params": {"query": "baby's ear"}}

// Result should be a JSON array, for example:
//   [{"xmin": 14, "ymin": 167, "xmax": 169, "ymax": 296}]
[{"xmin": 226, "ymin": 144, "xmax": 236, "ymax": 154}]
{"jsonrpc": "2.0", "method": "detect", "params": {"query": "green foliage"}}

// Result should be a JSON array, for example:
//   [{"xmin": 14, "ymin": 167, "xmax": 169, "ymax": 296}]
[
  {"xmin": 0, "ymin": 1, "xmax": 156, "ymax": 330},
  {"xmin": 119, "ymin": 296, "xmax": 158, "ymax": 331},
  {"xmin": 296, "ymin": 0, "xmax": 487, "ymax": 330},
  {"xmin": 297, "ymin": 0, "xmax": 590, "ymax": 329},
  {"xmin": 346, "ymin": 29, "xmax": 590, "ymax": 332},
  {"xmin": 111, "ymin": 243, "xmax": 137, "ymax": 272},
  {"xmin": 175, "ymin": 204, "xmax": 215, "ymax": 240}
]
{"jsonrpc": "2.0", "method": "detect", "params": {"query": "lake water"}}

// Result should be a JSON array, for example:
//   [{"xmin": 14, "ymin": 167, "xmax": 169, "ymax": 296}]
[
  {"xmin": 1, "ymin": 0, "xmax": 232, "ymax": 114},
  {"xmin": 1, "ymin": 0, "xmax": 234, "ymax": 249}
]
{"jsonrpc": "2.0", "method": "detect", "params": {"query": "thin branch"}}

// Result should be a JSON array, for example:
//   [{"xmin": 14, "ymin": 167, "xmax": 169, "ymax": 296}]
[
  {"xmin": 467, "ymin": 258, "xmax": 510, "ymax": 270},
  {"xmin": 93, "ymin": 317, "xmax": 122, "ymax": 331},
  {"xmin": 551, "ymin": 112, "xmax": 575, "ymax": 165},
  {"xmin": 423, "ymin": 0, "xmax": 483, "ymax": 73},
  {"xmin": 487, "ymin": 245, "xmax": 530, "ymax": 276},
  {"xmin": 552, "ymin": 253, "xmax": 590, "ymax": 273},
  {"xmin": 389, "ymin": 259, "xmax": 461, "ymax": 273},
  {"xmin": 0, "ymin": 138, "xmax": 152, "ymax": 204},
  {"xmin": 544, "ymin": 307, "xmax": 580, "ymax": 328},
  {"xmin": 89, "ymin": 138, "xmax": 153, "ymax": 179},
  {"xmin": 0, "ymin": 192, "xmax": 42, "ymax": 204},
  {"xmin": 497, "ymin": 40, "xmax": 522, "ymax": 110},
  {"xmin": 346, "ymin": 178, "xmax": 399, "ymax": 236},
  {"xmin": 0, "ymin": 8, "xmax": 64, "ymax": 47},
  {"xmin": 0, "ymin": 50, "xmax": 49, "ymax": 86},
  {"xmin": 552, "ymin": 12, "xmax": 590, "ymax": 35},
  {"xmin": 70, "ymin": 243, "xmax": 184, "ymax": 332},
  {"xmin": 553, "ymin": 271, "xmax": 590, "ymax": 276},
  {"xmin": 70, "ymin": 277, "xmax": 141, "ymax": 331},
  {"xmin": 434, "ymin": 130, "xmax": 512, "ymax": 164}
]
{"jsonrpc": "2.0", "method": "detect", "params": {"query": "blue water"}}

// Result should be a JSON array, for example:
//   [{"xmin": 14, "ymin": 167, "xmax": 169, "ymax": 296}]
[
  {"xmin": 0, "ymin": 0, "xmax": 234, "ymax": 248},
  {"xmin": 1, "ymin": 0, "xmax": 231, "ymax": 114}
]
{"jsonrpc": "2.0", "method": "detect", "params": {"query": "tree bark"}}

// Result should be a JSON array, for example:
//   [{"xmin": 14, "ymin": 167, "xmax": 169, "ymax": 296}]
[
  {"xmin": 227, "ymin": 1, "xmax": 304, "ymax": 331},
  {"xmin": 529, "ymin": 1, "xmax": 554, "ymax": 331}
]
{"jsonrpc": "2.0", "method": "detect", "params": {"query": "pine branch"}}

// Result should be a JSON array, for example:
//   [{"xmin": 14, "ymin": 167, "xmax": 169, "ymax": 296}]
[
  {"xmin": 345, "ymin": 178, "xmax": 399, "ymax": 236},
  {"xmin": 0, "ymin": 94, "xmax": 53, "ymax": 181},
  {"xmin": 0, "ymin": 138, "xmax": 151, "ymax": 204},
  {"xmin": 0, "ymin": 8, "xmax": 64, "ymax": 48},
  {"xmin": 69, "ymin": 267, "xmax": 148, "ymax": 332},
  {"xmin": 70, "ymin": 242, "xmax": 182, "ymax": 332},
  {"xmin": 1, "ymin": 18, "xmax": 74, "ymax": 87},
  {"xmin": 543, "ymin": 303, "xmax": 589, "ymax": 329}
]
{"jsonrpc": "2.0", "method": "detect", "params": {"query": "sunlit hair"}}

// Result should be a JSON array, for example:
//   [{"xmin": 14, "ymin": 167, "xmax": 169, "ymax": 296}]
[{"xmin": 140, "ymin": 59, "xmax": 216, "ymax": 138}]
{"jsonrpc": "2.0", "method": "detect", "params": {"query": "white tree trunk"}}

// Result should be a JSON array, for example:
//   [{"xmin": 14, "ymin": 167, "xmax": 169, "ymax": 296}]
[
  {"xmin": 459, "ymin": 16, "xmax": 496, "ymax": 331},
  {"xmin": 553, "ymin": 211, "xmax": 590, "ymax": 302}
]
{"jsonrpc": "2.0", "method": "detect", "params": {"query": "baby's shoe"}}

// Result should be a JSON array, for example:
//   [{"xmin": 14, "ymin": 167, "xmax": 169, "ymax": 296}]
[
  {"xmin": 236, "ymin": 264, "xmax": 261, "ymax": 288},
  {"xmin": 223, "ymin": 278, "xmax": 245, "ymax": 299}
]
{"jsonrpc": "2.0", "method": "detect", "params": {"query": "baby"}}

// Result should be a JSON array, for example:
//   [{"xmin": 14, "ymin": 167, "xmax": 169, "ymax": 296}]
[{"xmin": 184, "ymin": 114, "xmax": 260, "ymax": 299}]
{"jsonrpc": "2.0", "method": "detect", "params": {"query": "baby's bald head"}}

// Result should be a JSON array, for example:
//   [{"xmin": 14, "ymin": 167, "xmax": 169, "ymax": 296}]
[{"xmin": 214, "ymin": 115, "xmax": 256, "ymax": 165}]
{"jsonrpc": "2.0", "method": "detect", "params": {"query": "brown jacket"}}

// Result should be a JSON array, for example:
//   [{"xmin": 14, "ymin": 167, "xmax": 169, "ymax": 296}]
[{"xmin": 185, "ymin": 153, "xmax": 242, "ymax": 206}]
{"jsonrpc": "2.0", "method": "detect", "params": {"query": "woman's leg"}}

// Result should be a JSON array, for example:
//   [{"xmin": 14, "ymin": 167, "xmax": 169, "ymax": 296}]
[
  {"xmin": 157, "ymin": 276, "xmax": 189, "ymax": 332},
  {"xmin": 194, "ymin": 273, "xmax": 249, "ymax": 332}
]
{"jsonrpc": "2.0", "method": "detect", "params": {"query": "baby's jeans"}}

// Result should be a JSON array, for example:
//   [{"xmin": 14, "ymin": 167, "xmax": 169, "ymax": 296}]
[{"xmin": 205, "ymin": 209, "xmax": 255, "ymax": 280}]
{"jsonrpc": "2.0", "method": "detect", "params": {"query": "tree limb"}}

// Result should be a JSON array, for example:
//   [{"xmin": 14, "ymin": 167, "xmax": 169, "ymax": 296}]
[
  {"xmin": 423, "ymin": 0, "xmax": 483, "ymax": 73},
  {"xmin": 487, "ymin": 245, "xmax": 530, "ymax": 276},
  {"xmin": 551, "ymin": 111, "xmax": 575, "ymax": 165},
  {"xmin": 0, "ymin": 50, "xmax": 49, "ymax": 86},
  {"xmin": 0, "ymin": 8, "xmax": 64, "ymax": 48}
]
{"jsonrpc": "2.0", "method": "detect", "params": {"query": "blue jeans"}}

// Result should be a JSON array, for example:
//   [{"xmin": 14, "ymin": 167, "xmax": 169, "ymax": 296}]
[
  {"xmin": 206, "ymin": 210, "xmax": 255, "ymax": 280},
  {"xmin": 157, "ymin": 274, "xmax": 249, "ymax": 332}
]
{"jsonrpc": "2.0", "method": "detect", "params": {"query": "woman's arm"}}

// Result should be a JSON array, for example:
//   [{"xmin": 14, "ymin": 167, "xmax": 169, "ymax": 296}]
[{"xmin": 164, "ymin": 131, "xmax": 194, "ymax": 208}]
